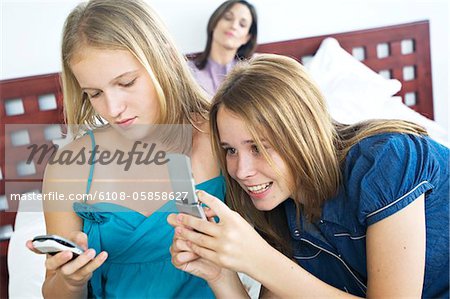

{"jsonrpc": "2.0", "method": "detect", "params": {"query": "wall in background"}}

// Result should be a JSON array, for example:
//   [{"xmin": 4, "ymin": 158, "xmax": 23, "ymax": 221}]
[{"xmin": 1, "ymin": 0, "xmax": 448, "ymax": 130}]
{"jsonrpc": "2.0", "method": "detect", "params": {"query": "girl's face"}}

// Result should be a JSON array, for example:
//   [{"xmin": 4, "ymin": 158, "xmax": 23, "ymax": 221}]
[
  {"xmin": 70, "ymin": 47, "xmax": 160, "ymax": 133},
  {"xmin": 217, "ymin": 107, "xmax": 294, "ymax": 211},
  {"xmin": 212, "ymin": 3, "xmax": 252, "ymax": 52}
]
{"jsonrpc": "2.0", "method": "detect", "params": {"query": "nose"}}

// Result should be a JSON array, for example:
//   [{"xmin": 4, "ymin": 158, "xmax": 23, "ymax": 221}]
[
  {"xmin": 105, "ymin": 91, "xmax": 126, "ymax": 119},
  {"xmin": 235, "ymin": 154, "xmax": 256, "ymax": 180},
  {"xmin": 230, "ymin": 19, "xmax": 239, "ymax": 30}
]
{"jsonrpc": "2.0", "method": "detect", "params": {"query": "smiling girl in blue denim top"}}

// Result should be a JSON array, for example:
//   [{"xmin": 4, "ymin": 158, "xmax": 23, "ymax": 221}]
[{"xmin": 168, "ymin": 54, "xmax": 449, "ymax": 298}]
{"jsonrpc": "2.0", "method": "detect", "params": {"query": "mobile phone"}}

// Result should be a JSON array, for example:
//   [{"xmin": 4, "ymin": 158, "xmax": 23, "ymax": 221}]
[
  {"xmin": 32, "ymin": 234, "xmax": 85, "ymax": 258},
  {"xmin": 167, "ymin": 153, "xmax": 206, "ymax": 219}
]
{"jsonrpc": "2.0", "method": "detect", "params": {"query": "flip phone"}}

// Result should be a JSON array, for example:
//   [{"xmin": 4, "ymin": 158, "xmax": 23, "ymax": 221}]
[{"xmin": 167, "ymin": 153, "xmax": 206, "ymax": 219}]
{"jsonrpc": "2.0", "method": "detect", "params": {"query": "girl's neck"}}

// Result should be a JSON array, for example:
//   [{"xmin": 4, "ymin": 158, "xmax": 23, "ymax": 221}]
[{"xmin": 209, "ymin": 43, "xmax": 236, "ymax": 65}]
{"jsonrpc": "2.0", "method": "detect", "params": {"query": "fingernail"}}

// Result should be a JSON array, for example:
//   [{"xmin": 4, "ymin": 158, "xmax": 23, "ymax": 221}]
[
  {"xmin": 99, "ymin": 251, "xmax": 108, "ymax": 261},
  {"xmin": 86, "ymin": 249, "xmax": 96, "ymax": 258},
  {"xmin": 61, "ymin": 251, "xmax": 72, "ymax": 259},
  {"xmin": 176, "ymin": 214, "xmax": 183, "ymax": 223}
]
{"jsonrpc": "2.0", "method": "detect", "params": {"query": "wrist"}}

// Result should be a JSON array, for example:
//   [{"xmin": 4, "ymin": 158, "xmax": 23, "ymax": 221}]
[
  {"xmin": 246, "ymin": 240, "xmax": 280, "ymax": 284},
  {"xmin": 208, "ymin": 269, "xmax": 249, "ymax": 299},
  {"xmin": 208, "ymin": 268, "xmax": 237, "ymax": 288},
  {"xmin": 240, "ymin": 236, "xmax": 271, "ymax": 277}
]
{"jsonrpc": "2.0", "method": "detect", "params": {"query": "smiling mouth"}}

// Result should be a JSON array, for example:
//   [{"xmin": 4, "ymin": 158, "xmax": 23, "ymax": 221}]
[{"xmin": 247, "ymin": 182, "xmax": 272, "ymax": 194}]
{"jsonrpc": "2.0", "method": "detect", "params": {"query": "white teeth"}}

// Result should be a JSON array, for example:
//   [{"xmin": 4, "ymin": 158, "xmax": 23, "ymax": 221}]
[{"xmin": 247, "ymin": 183, "xmax": 271, "ymax": 193}]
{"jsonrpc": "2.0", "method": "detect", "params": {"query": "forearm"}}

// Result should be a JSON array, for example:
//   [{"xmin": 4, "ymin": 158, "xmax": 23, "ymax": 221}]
[
  {"xmin": 208, "ymin": 269, "xmax": 250, "ymax": 299},
  {"xmin": 42, "ymin": 272, "xmax": 87, "ymax": 299},
  {"xmin": 250, "ymin": 244, "xmax": 360, "ymax": 299}
]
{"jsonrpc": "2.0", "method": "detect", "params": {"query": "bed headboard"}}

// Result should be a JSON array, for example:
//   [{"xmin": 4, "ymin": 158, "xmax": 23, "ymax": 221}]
[
  {"xmin": 0, "ymin": 73, "xmax": 64, "ymax": 297},
  {"xmin": 256, "ymin": 20, "xmax": 433, "ymax": 119},
  {"xmin": 0, "ymin": 20, "xmax": 433, "ymax": 298}
]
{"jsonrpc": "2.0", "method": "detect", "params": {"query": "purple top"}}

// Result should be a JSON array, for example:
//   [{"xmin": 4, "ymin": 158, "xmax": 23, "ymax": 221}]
[{"xmin": 188, "ymin": 58, "xmax": 238, "ymax": 98}]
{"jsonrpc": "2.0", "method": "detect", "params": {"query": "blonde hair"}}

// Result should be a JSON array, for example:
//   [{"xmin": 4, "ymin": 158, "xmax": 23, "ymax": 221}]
[
  {"xmin": 61, "ymin": 0, "xmax": 209, "ymax": 134},
  {"xmin": 210, "ymin": 54, "xmax": 427, "ymax": 255}
]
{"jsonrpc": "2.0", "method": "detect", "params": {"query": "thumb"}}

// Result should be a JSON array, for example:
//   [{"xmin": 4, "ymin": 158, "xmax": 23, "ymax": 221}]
[
  {"xmin": 70, "ymin": 231, "xmax": 88, "ymax": 251},
  {"xmin": 26, "ymin": 240, "xmax": 45, "ymax": 254},
  {"xmin": 196, "ymin": 190, "xmax": 230, "ymax": 218}
]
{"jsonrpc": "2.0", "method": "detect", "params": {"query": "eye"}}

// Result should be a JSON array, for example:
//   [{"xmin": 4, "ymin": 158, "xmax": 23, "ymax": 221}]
[
  {"xmin": 224, "ymin": 147, "xmax": 237, "ymax": 156},
  {"xmin": 251, "ymin": 144, "xmax": 260, "ymax": 154},
  {"xmin": 86, "ymin": 91, "xmax": 102, "ymax": 99},
  {"xmin": 223, "ymin": 13, "xmax": 233, "ymax": 21},
  {"xmin": 120, "ymin": 78, "xmax": 136, "ymax": 88},
  {"xmin": 239, "ymin": 21, "xmax": 248, "ymax": 28}
]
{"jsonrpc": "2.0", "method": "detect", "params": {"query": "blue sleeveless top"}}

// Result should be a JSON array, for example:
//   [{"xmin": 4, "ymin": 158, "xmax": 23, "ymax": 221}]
[{"xmin": 73, "ymin": 130, "xmax": 226, "ymax": 298}]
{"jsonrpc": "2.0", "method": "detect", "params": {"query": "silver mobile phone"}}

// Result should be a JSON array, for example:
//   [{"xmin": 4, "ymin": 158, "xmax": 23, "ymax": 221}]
[
  {"xmin": 167, "ymin": 153, "xmax": 206, "ymax": 219},
  {"xmin": 32, "ymin": 234, "xmax": 84, "ymax": 259}
]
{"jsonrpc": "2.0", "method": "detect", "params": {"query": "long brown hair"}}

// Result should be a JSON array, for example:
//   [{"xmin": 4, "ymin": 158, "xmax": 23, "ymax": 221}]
[
  {"xmin": 61, "ymin": 0, "xmax": 209, "ymax": 135},
  {"xmin": 195, "ymin": 0, "xmax": 258, "ymax": 70},
  {"xmin": 210, "ymin": 54, "xmax": 427, "ymax": 255}
]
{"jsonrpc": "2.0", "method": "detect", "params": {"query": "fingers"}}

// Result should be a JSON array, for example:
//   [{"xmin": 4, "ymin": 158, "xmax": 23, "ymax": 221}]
[
  {"xmin": 196, "ymin": 191, "xmax": 230, "ymax": 217},
  {"xmin": 170, "ymin": 237, "xmax": 199, "ymax": 269},
  {"xmin": 172, "ymin": 238, "xmax": 192, "ymax": 252},
  {"xmin": 188, "ymin": 241, "xmax": 217, "ymax": 264},
  {"xmin": 176, "ymin": 213, "xmax": 219, "ymax": 237},
  {"xmin": 171, "ymin": 249, "xmax": 199, "ymax": 268},
  {"xmin": 58, "ymin": 249, "xmax": 96, "ymax": 275},
  {"xmin": 167, "ymin": 213, "xmax": 178, "ymax": 227},
  {"xmin": 175, "ymin": 225, "xmax": 217, "ymax": 251},
  {"xmin": 45, "ymin": 251, "xmax": 78, "ymax": 271},
  {"xmin": 45, "ymin": 248, "xmax": 108, "ymax": 274},
  {"xmin": 26, "ymin": 240, "xmax": 45, "ymax": 254},
  {"xmin": 61, "ymin": 250, "xmax": 108, "ymax": 277},
  {"xmin": 204, "ymin": 207, "xmax": 218, "ymax": 219}
]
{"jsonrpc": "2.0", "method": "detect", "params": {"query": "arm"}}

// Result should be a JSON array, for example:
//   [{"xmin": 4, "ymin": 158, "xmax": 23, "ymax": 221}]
[
  {"xmin": 177, "ymin": 191, "xmax": 426, "ymax": 298},
  {"xmin": 168, "ymin": 211, "xmax": 250, "ymax": 299},
  {"xmin": 28, "ymin": 161, "xmax": 107, "ymax": 299},
  {"xmin": 366, "ymin": 193, "xmax": 425, "ymax": 297}
]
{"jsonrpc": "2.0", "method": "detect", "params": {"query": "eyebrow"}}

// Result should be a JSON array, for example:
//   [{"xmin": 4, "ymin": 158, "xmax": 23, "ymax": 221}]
[
  {"xmin": 80, "ymin": 70, "xmax": 139, "ymax": 91},
  {"xmin": 220, "ymin": 139, "xmax": 266, "ymax": 147},
  {"xmin": 225, "ymin": 10, "xmax": 249, "ymax": 22}
]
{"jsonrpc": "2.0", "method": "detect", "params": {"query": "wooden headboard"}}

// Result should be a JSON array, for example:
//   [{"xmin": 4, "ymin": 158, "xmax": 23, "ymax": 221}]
[
  {"xmin": 256, "ymin": 20, "xmax": 433, "ymax": 119},
  {"xmin": 0, "ymin": 74, "xmax": 64, "ymax": 297},
  {"xmin": 0, "ymin": 20, "xmax": 433, "ymax": 298}
]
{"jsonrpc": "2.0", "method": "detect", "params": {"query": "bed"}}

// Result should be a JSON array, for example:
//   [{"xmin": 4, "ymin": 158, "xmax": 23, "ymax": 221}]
[{"xmin": 0, "ymin": 20, "xmax": 447, "ymax": 298}]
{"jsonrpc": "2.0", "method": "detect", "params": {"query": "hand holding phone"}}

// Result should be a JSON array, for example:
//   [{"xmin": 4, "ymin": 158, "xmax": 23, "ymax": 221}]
[
  {"xmin": 32, "ymin": 234, "xmax": 85, "ymax": 259},
  {"xmin": 167, "ymin": 153, "xmax": 206, "ymax": 219}
]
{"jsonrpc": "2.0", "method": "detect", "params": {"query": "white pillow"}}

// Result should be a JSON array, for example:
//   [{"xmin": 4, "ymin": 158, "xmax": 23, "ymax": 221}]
[
  {"xmin": 306, "ymin": 37, "xmax": 401, "ymax": 124},
  {"xmin": 305, "ymin": 38, "xmax": 449, "ymax": 145},
  {"xmin": 378, "ymin": 97, "xmax": 449, "ymax": 146}
]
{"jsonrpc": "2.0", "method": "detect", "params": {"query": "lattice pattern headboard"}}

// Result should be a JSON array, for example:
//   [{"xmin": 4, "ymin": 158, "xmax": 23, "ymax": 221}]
[
  {"xmin": 0, "ymin": 73, "xmax": 64, "ymax": 218},
  {"xmin": 0, "ymin": 74, "xmax": 64, "ymax": 296},
  {"xmin": 256, "ymin": 20, "xmax": 433, "ymax": 119}
]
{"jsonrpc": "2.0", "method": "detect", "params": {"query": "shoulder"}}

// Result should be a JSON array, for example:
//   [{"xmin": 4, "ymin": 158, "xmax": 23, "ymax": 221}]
[
  {"xmin": 342, "ymin": 133, "xmax": 445, "ymax": 225},
  {"xmin": 43, "ymin": 127, "xmax": 110, "ymax": 182},
  {"xmin": 346, "ymin": 133, "xmax": 442, "ymax": 169}
]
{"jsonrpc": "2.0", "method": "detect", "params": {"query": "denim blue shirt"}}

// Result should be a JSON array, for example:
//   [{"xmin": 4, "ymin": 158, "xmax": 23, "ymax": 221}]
[{"xmin": 284, "ymin": 133, "xmax": 449, "ymax": 298}]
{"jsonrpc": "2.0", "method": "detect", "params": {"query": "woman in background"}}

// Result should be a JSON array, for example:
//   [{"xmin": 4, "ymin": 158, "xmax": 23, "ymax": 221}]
[
  {"xmin": 26, "ymin": 0, "xmax": 225, "ymax": 298},
  {"xmin": 189, "ymin": 0, "xmax": 258, "ymax": 97},
  {"xmin": 169, "ymin": 54, "xmax": 449, "ymax": 298}
]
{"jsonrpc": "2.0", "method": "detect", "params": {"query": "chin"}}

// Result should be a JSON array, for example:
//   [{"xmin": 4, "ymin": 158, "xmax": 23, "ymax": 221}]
[{"xmin": 250, "ymin": 198, "xmax": 279, "ymax": 212}]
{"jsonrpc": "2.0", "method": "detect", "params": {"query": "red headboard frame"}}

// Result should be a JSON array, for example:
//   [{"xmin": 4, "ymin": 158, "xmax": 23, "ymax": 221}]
[{"xmin": 256, "ymin": 20, "xmax": 433, "ymax": 119}]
